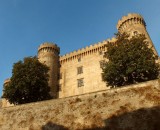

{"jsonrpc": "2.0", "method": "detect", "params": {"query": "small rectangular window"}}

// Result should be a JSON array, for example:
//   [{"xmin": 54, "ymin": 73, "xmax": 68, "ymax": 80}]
[
  {"xmin": 60, "ymin": 73, "xmax": 62, "ymax": 79},
  {"xmin": 58, "ymin": 73, "xmax": 62, "ymax": 80},
  {"xmin": 101, "ymin": 73, "xmax": 104, "ymax": 81},
  {"xmin": 58, "ymin": 61, "xmax": 61, "ymax": 68},
  {"xmin": 77, "ymin": 78, "xmax": 84, "ymax": 87},
  {"xmin": 99, "ymin": 51, "xmax": 103, "ymax": 55},
  {"xmin": 77, "ymin": 66, "xmax": 83, "ymax": 74},
  {"xmin": 57, "ymin": 84, "xmax": 62, "ymax": 91},
  {"xmin": 99, "ymin": 60, "xmax": 105, "ymax": 69},
  {"xmin": 78, "ymin": 57, "xmax": 81, "ymax": 62}
]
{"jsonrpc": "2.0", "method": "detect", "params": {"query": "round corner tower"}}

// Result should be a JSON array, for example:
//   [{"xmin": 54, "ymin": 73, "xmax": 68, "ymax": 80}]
[
  {"xmin": 117, "ymin": 13, "xmax": 158, "ymax": 55},
  {"xmin": 38, "ymin": 42, "xmax": 60, "ymax": 98},
  {"xmin": 3, "ymin": 78, "xmax": 10, "ymax": 95}
]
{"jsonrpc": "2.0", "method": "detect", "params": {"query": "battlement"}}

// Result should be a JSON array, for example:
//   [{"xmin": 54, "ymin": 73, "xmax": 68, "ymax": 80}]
[
  {"xmin": 117, "ymin": 13, "xmax": 146, "ymax": 32},
  {"xmin": 38, "ymin": 42, "xmax": 60, "ymax": 54},
  {"xmin": 59, "ymin": 37, "xmax": 116, "ymax": 64},
  {"xmin": 3, "ymin": 13, "xmax": 159, "ymax": 110},
  {"xmin": 3, "ymin": 78, "xmax": 10, "ymax": 87}
]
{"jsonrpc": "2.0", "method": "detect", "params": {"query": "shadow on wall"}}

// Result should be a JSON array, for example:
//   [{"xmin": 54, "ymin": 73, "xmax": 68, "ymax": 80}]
[
  {"xmin": 41, "ymin": 106, "xmax": 160, "ymax": 130},
  {"xmin": 103, "ymin": 105, "xmax": 160, "ymax": 130},
  {"xmin": 41, "ymin": 121, "xmax": 68, "ymax": 130}
]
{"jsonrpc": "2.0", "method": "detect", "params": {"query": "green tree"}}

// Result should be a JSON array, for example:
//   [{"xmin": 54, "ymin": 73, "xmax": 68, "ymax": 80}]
[
  {"xmin": 102, "ymin": 33, "xmax": 159, "ymax": 88},
  {"xmin": 2, "ymin": 57, "xmax": 52, "ymax": 105}
]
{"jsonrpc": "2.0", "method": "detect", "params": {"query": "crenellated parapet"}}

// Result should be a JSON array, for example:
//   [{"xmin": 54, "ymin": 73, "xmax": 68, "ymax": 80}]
[
  {"xmin": 60, "ymin": 40, "xmax": 106, "ymax": 64},
  {"xmin": 60, "ymin": 37, "xmax": 116, "ymax": 64},
  {"xmin": 3, "ymin": 78, "xmax": 10, "ymax": 87},
  {"xmin": 116, "ymin": 13, "xmax": 158, "ymax": 55},
  {"xmin": 38, "ymin": 42, "xmax": 60, "ymax": 55},
  {"xmin": 117, "ymin": 13, "xmax": 146, "ymax": 33}
]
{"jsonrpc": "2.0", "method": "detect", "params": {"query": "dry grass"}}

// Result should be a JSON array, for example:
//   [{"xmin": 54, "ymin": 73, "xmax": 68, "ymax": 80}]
[
  {"xmin": 1, "ymin": 80, "xmax": 160, "ymax": 130},
  {"xmin": 111, "ymin": 99, "xmax": 120, "ymax": 105},
  {"xmin": 145, "ymin": 93, "xmax": 160, "ymax": 105}
]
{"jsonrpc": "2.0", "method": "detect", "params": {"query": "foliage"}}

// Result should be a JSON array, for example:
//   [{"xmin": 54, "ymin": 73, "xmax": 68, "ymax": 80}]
[
  {"xmin": 2, "ymin": 56, "xmax": 52, "ymax": 104},
  {"xmin": 102, "ymin": 33, "xmax": 159, "ymax": 88}
]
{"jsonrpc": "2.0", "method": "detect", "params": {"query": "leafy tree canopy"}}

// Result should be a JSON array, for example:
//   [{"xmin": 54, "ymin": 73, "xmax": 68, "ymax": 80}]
[
  {"xmin": 102, "ymin": 33, "xmax": 159, "ymax": 88},
  {"xmin": 2, "ymin": 56, "xmax": 52, "ymax": 105}
]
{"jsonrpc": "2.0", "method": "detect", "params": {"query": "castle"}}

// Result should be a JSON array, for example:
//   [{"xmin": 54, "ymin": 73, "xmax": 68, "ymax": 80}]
[{"xmin": 2, "ymin": 13, "xmax": 158, "ymax": 107}]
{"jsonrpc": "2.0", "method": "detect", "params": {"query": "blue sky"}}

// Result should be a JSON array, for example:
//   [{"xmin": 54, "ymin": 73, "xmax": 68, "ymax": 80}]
[{"xmin": 0, "ymin": 0, "xmax": 160, "ymax": 96}]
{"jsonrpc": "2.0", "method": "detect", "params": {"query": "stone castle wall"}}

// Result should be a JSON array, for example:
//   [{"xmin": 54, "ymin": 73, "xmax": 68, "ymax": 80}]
[
  {"xmin": 2, "ymin": 13, "xmax": 159, "ymax": 107},
  {"xmin": 59, "ymin": 40, "xmax": 109, "ymax": 98},
  {"xmin": 57, "ymin": 13, "xmax": 158, "ymax": 98},
  {"xmin": 0, "ymin": 79, "xmax": 160, "ymax": 130}
]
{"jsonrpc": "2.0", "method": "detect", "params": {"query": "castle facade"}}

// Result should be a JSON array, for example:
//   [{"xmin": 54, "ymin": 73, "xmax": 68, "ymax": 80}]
[
  {"xmin": 37, "ymin": 13, "xmax": 158, "ymax": 98},
  {"xmin": 2, "ymin": 13, "xmax": 158, "ymax": 107}
]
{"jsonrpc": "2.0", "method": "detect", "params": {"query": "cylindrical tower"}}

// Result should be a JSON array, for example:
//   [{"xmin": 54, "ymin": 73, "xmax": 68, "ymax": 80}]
[
  {"xmin": 38, "ymin": 43, "xmax": 60, "ymax": 98},
  {"xmin": 2, "ymin": 78, "xmax": 13, "ymax": 107},
  {"xmin": 117, "ymin": 13, "xmax": 158, "ymax": 55},
  {"xmin": 3, "ymin": 78, "xmax": 10, "ymax": 95},
  {"xmin": 3, "ymin": 78, "xmax": 10, "ymax": 87}
]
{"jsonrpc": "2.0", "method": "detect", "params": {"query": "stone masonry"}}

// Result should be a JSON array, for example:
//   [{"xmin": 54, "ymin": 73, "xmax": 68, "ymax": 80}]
[
  {"xmin": 2, "ymin": 13, "xmax": 159, "ymax": 107},
  {"xmin": 0, "ymin": 79, "xmax": 160, "ymax": 129},
  {"xmin": 38, "ymin": 13, "xmax": 158, "ymax": 98}
]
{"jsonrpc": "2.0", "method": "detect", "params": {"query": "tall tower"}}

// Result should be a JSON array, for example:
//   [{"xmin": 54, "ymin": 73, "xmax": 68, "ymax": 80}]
[
  {"xmin": 117, "ymin": 13, "xmax": 158, "ymax": 55},
  {"xmin": 38, "ymin": 43, "xmax": 60, "ymax": 98}
]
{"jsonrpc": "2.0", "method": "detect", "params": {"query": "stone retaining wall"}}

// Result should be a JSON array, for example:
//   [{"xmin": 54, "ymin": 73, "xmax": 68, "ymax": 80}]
[{"xmin": 0, "ymin": 79, "xmax": 160, "ymax": 130}]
